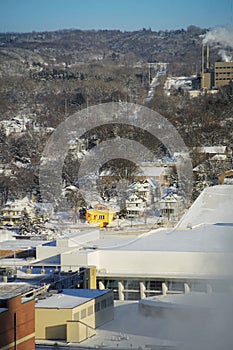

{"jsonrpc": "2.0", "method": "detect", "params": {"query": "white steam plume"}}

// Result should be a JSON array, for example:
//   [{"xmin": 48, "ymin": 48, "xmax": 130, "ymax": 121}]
[
  {"xmin": 202, "ymin": 26, "xmax": 233, "ymax": 62},
  {"xmin": 218, "ymin": 49, "xmax": 232, "ymax": 62},
  {"xmin": 202, "ymin": 26, "xmax": 233, "ymax": 48}
]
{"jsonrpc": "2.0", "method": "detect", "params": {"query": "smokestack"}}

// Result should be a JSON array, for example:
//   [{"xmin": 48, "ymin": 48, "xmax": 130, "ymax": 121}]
[
  {"xmin": 202, "ymin": 45, "xmax": 205, "ymax": 73},
  {"xmin": 206, "ymin": 44, "xmax": 210, "ymax": 69}
]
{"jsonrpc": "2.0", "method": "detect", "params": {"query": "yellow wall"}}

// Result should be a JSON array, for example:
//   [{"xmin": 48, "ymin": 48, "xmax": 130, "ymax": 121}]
[
  {"xmin": 86, "ymin": 209, "xmax": 116, "ymax": 227},
  {"xmin": 83, "ymin": 266, "xmax": 97, "ymax": 289},
  {"xmin": 201, "ymin": 72, "xmax": 212, "ymax": 90},
  {"xmin": 35, "ymin": 308, "xmax": 71, "ymax": 340},
  {"xmin": 215, "ymin": 62, "xmax": 233, "ymax": 87},
  {"xmin": 67, "ymin": 320, "xmax": 96, "ymax": 343},
  {"xmin": 35, "ymin": 291, "xmax": 114, "ymax": 343}
]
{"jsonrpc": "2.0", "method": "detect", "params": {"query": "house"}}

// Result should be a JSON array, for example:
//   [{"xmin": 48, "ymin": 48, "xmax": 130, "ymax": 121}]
[
  {"xmin": 159, "ymin": 192, "xmax": 185, "ymax": 221},
  {"xmin": 0, "ymin": 282, "xmax": 35, "ymax": 350},
  {"xmin": 125, "ymin": 193, "xmax": 146, "ymax": 218},
  {"xmin": 0, "ymin": 118, "xmax": 28, "ymax": 137},
  {"xmin": 0, "ymin": 196, "xmax": 35, "ymax": 227},
  {"xmin": 125, "ymin": 179, "xmax": 160, "ymax": 218},
  {"xmin": 218, "ymin": 169, "xmax": 233, "ymax": 185},
  {"xmin": 86, "ymin": 204, "xmax": 116, "ymax": 227},
  {"xmin": 35, "ymin": 288, "xmax": 114, "ymax": 343},
  {"xmin": 100, "ymin": 163, "xmax": 171, "ymax": 189},
  {"xmin": 191, "ymin": 146, "xmax": 229, "ymax": 164}
]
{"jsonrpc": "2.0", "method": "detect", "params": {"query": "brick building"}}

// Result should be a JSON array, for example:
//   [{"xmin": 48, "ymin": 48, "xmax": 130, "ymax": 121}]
[{"xmin": 0, "ymin": 283, "xmax": 35, "ymax": 350}]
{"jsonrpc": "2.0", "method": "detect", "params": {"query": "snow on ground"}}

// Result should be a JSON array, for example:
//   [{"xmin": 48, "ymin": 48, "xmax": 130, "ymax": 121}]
[{"xmin": 81, "ymin": 301, "xmax": 180, "ymax": 348}]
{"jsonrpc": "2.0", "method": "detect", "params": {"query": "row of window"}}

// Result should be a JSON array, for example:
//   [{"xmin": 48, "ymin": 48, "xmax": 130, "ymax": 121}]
[
  {"xmin": 95, "ymin": 296, "xmax": 113, "ymax": 312},
  {"xmin": 100, "ymin": 279, "xmax": 233, "ymax": 301},
  {"xmin": 93, "ymin": 215, "xmax": 105, "ymax": 220},
  {"xmin": 74, "ymin": 296, "xmax": 113, "ymax": 320},
  {"xmin": 215, "ymin": 78, "xmax": 233, "ymax": 80},
  {"xmin": 216, "ymin": 73, "xmax": 233, "ymax": 76},
  {"xmin": 215, "ymin": 66, "xmax": 233, "ymax": 69}
]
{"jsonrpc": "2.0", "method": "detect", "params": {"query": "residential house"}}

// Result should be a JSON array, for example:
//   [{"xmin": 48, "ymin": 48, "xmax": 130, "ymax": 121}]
[
  {"xmin": 218, "ymin": 169, "xmax": 233, "ymax": 185},
  {"xmin": 100, "ymin": 163, "xmax": 171, "ymax": 189},
  {"xmin": 125, "ymin": 193, "xmax": 146, "ymax": 218},
  {"xmin": 0, "ymin": 196, "xmax": 35, "ymax": 227},
  {"xmin": 159, "ymin": 192, "xmax": 185, "ymax": 221},
  {"xmin": 191, "ymin": 146, "xmax": 229, "ymax": 164},
  {"xmin": 125, "ymin": 179, "xmax": 160, "ymax": 218},
  {"xmin": 86, "ymin": 204, "xmax": 116, "ymax": 228}
]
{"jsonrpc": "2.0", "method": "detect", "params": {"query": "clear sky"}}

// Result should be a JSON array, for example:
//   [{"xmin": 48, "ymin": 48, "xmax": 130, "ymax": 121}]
[{"xmin": 0, "ymin": 0, "xmax": 232, "ymax": 33}]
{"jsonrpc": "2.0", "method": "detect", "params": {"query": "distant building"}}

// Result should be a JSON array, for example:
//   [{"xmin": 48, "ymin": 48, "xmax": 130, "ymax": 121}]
[
  {"xmin": 35, "ymin": 289, "xmax": 114, "ymax": 343},
  {"xmin": 218, "ymin": 169, "xmax": 233, "ymax": 185},
  {"xmin": 159, "ymin": 192, "xmax": 184, "ymax": 221},
  {"xmin": 86, "ymin": 204, "xmax": 116, "ymax": 227},
  {"xmin": 215, "ymin": 61, "xmax": 233, "ymax": 87},
  {"xmin": 0, "ymin": 196, "xmax": 35, "ymax": 227},
  {"xmin": 125, "ymin": 179, "xmax": 159, "ymax": 218},
  {"xmin": 125, "ymin": 193, "xmax": 146, "ymax": 218},
  {"xmin": 0, "ymin": 283, "xmax": 35, "ymax": 350}
]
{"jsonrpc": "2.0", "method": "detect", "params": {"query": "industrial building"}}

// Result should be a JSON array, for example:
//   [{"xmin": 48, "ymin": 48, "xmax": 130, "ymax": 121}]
[
  {"xmin": 201, "ymin": 44, "xmax": 233, "ymax": 89},
  {"xmin": 214, "ymin": 61, "xmax": 233, "ymax": 87}
]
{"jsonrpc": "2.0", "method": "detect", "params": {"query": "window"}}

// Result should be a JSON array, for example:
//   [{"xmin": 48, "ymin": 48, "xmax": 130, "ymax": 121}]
[
  {"xmin": 81, "ymin": 309, "xmax": 86, "ymax": 319},
  {"xmin": 88, "ymin": 305, "xmax": 93, "ymax": 316},
  {"xmin": 99, "ymin": 215, "xmax": 105, "ymax": 220},
  {"xmin": 101, "ymin": 299, "xmax": 107, "ymax": 309},
  {"xmin": 95, "ymin": 302, "xmax": 100, "ymax": 312},
  {"xmin": 107, "ymin": 297, "xmax": 114, "ymax": 307},
  {"xmin": 74, "ymin": 311, "xmax": 79, "ymax": 320}
]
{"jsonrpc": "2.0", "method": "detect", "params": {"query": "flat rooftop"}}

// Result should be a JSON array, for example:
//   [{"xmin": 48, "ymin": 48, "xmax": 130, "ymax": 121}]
[
  {"xmin": 0, "ymin": 282, "xmax": 33, "ymax": 299},
  {"xmin": 35, "ymin": 288, "xmax": 111, "ymax": 309},
  {"xmin": 85, "ymin": 223, "xmax": 233, "ymax": 253}
]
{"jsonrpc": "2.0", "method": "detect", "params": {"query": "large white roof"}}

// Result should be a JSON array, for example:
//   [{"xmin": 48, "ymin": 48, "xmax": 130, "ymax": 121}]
[{"xmin": 178, "ymin": 185, "xmax": 233, "ymax": 228}]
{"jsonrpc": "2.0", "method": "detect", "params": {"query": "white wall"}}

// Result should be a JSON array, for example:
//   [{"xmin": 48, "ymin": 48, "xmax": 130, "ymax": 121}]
[
  {"xmin": 97, "ymin": 250, "xmax": 233, "ymax": 278},
  {"xmin": 61, "ymin": 249, "xmax": 99, "ymax": 272},
  {"xmin": 36, "ymin": 245, "xmax": 72, "ymax": 260}
]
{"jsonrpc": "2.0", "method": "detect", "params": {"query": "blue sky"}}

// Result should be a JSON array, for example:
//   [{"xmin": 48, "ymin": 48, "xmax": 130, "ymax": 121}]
[{"xmin": 0, "ymin": 0, "xmax": 232, "ymax": 33}]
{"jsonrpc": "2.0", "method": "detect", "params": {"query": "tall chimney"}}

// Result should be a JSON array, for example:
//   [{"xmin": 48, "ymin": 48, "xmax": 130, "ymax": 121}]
[
  {"xmin": 206, "ymin": 44, "xmax": 210, "ymax": 69},
  {"xmin": 202, "ymin": 45, "xmax": 205, "ymax": 73}
]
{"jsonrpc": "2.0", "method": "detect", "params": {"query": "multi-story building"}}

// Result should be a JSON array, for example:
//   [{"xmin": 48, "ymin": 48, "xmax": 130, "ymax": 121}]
[
  {"xmin": 0, "ymin": 283, "xmax": 35, "ymax": 350},
  {"xmin": 215, "ymin": 61, "xmax": 233, "ymax": 87},
  {"xmin": 0, "ymin": 196, "xmax": 35, "ymax": 227}
]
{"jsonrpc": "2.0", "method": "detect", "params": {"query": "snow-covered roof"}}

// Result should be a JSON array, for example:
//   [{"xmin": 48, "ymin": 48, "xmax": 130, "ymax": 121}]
[
  {"xmin": 35, "ymin": 288, "xmax": 111, "ymax": 309},
  {"xmin": 0, "ymin": 282, "xmax": 33, "ymax": 300},
  {"xmin": 178, "ymin": 185, "xmax": 233, "ymax": 228},
  {"xmin": 137, "ymin": 166, "xmax": 165, "ymax": 178},
  {"xmin": 193, "ymin": 146, "xmax": 227, "ymax": 154}
]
